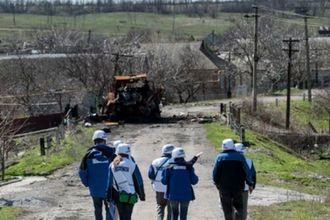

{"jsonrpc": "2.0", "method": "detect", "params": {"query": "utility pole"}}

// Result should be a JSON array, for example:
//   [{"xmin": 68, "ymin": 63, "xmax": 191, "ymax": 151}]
[
  {"xmin": 283, "ymin": 37, "xmax": 299, "ymax": 129},
  {"xmin": 245, "ymin": 5, "xmax": 259, "ymax": 111},
  {"xmin": 172, "ymin": 0, "xmax": 176, "ymax": 34},
  {"xmin": 304, "ymin": 16, "xmax": 312, "ymax": 102},
  {"xmin": 311, "ymin": 48, "xmax": 319, "ymax": 87}
]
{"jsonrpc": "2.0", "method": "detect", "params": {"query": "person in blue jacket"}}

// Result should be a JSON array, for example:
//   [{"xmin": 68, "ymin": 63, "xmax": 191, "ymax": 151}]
[
  {"xmin": 212, "ymin": 139, "xmax": 254, "ymax": 220},
  {"xmin": 79, "ymin": 130, "xmax": 116, "ymax": 220},
  {"xmin": 235, "ymin": 143, "xmax": 256, "ymax": 220},
  {"xmin": 161, "ymin": 147, "xmax": 199, "ymax": 220}
]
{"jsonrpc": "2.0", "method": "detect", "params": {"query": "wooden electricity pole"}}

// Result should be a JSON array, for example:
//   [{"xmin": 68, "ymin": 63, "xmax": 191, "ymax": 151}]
[
  {"xmin": 304, "ymin": 16, "xmax": 312, "ymax": 102},
  {"xmin": 283, "ymin": 38, "xmax": 299, "ymax": 129},
  {"xmin": 245, "ymin": 6, "xmax": 259, "ymax": 111}
]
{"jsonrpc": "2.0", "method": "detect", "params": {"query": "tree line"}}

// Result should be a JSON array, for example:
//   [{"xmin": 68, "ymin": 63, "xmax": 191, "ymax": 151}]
[{"xmin": 1, "ymin": 0, "xmax": 328, "ymax": 17}]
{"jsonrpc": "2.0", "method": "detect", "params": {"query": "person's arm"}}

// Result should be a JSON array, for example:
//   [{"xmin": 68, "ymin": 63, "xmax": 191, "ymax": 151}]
[
  {"xmin": 133, "ymin": 165, "xmax": 146, "ymax": 201},
  {"xmin": 148, "ymin": 164, "xmax": 156, "ymax": 180},
  {"xmin": 106, "ymin": 165, "xmax": 114, "ymax": 201},
  {"xmin": 189, "ymin": 167, "xmax": 199, "ymax": 185},
  {"xmin": 250, "ymin": 161, "xmax": 257, "ymax": 189},
  {"xmin": 161, "ymin": 167, "xmax": 169, "ymax": 185},
  {"xmin": 212, "ymin": 156, "xmax": 220, "ymax": 185},
  {"xmin": 78, "ymin": 152, "xmax": 90, "ymax": 187},
  {"xmin": 187, "ymin": 152, "xmax": 203, "ymax": 166},
  {"xmin": 240, "ymin": 155, "xmax": 254, "ymax": 187}
]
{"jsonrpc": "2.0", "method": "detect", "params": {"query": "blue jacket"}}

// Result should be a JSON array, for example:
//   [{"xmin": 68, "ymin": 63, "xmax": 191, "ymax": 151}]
[
  {"xmin": 212, "ymin": 150, "xmax": 253, "ymax": 193},
  {"xmin": 79, "ymin": 144, "xmax": 116, "ymax": 198},
  {"xmin": 161, "ymin": 159, "xmax": 198, "ymax": 202}
]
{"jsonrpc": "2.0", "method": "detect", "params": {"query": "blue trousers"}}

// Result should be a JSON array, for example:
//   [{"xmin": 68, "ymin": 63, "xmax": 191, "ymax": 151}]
[
  {"xmin": 169, "ymin": 201, "xmax": 190, "ymax": 220},
  {"xmin": 92, "ymin": 197, "xmax": 109, "ymax": 220}
]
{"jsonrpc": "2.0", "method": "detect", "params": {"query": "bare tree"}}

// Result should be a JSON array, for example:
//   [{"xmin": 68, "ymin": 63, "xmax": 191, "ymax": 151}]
[
  {"xmin": 1, "ymin": 57, "xmax": 42, "ymax": 116},
  {"xmin": 147, "ymin": 44, "xmax": 206, "ymax": 103},
  {"xmin": 217, "ymin": 16, "xmax": 304, "ymax": 93},
  {"xmin": 0, "ymin": 107, "xmax": 21, "ymax": 181}
]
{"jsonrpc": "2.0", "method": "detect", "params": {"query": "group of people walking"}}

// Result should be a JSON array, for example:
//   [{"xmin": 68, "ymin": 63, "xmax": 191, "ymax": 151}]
[{"xmin": 79, "ymin": 130, "xmax": 256, "ymax": 220}]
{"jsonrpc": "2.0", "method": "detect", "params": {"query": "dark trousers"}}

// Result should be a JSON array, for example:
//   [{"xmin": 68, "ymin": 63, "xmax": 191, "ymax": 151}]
[
  {"xmin": 156, "ymin": 192, "xmax": 171, "ymax": 220},
  {"xmin": 219, "ymin": 191, "xmax": 244, "ymax": 220},
  {"xmin": 92, "ymin": 197, "xmax": 109, "ymax": 220},
  {"xmin": 169, "ymin": 201, "xmax": 190, "ymax": 220},
  {"xmin": 117, "ymin": 202, "xmax": 134, "ymax": 220}
]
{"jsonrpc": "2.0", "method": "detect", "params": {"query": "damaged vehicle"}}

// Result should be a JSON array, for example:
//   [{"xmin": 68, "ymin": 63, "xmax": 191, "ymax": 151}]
[{"xmin": 103, "ymin": 74, "xmax": 163, "ymax": 122}]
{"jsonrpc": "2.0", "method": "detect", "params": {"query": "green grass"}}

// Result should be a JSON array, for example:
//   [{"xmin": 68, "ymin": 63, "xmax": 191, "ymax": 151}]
[
  {"xmin": 204, "ymin": 122, "xmax": 330, "ymax": 194},
  {"xmin": 0, "ymin": 206, "xmax": 23, "ymax": 220},
  {"xmin": 250, "ymin": 200, "xmax": 330, "ymax": 220},
  {"xmin": 0, "ymin": 12, "xmax": 238, "ymax": 40},
  {"xmin": 5, "ymin": 127, "xmax": 93, "ymax": 176},
  {"xmin": 271, "ymin": 88, "xmax": 304, "ymax": 96},
  {"xmin": 268, "ymin": 99, "xmax": 329, "ymax": 132}
]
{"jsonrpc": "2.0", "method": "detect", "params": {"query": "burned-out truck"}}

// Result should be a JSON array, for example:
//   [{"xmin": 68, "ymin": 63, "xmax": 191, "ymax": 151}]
[{"xmin": 103, "ymin": 74, "xmax": 163, "ymax": 122}]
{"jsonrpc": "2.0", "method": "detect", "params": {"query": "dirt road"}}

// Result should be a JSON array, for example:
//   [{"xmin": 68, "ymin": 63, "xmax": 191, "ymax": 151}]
[{"xmin": 0, "ymin": 103, "xmax": 320, "ymax": 220}]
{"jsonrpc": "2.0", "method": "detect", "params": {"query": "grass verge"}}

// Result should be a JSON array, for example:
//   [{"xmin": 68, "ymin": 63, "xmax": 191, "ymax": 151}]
[
  {"xmin": 266, "ymin": 99, "xmax": 329, "ymax": 132},
  {"xmin": 250, "ymin": 200, "xmax": 330, "ymax": 220},
  {"xmin": 204, "ymin": 122, "xmax": 330, "ymax": 194},
  {"xmin": 0, "ymin": 206, "xmax": 23, "ymax": 220},
  {"xmin": 5, "ymin": 127, "xmax": 93, "ymax": 176}
]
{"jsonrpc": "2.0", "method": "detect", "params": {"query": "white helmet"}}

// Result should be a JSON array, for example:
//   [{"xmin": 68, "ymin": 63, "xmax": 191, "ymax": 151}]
[
  {"xmin": 113, "ymin": 140, "xmax": 123, "ymax": 148},
  {"xmin": 162, "ymin": 144, "xmax": 175, "ymax": 155},
  {"xmin": 116, "ymin": 143, "xmax": 131, "ymax": 155},
  {"xmin": 92, "ymin": 130, "xmax": 107, "ymax": 142},
  {"xmin": 222, "ymin": 139, "xmax": 235, "ymax": 151},
  {"xmin": 235, "ymin": 143, "xmax": 245, "ymax": 153},
  {"xmin": 172, "ymin": 147, "xmax": 185, "ymax": 159}
]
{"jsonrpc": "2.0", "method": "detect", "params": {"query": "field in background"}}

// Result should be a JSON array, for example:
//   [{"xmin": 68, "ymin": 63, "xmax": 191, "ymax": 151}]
[
  {"xmin": 0, "ymin": 12, "xmax": 238, "ymax": 40},
  {"xmin": 0, "ymin": 11, "xmax": 327, "ymax": 41}
]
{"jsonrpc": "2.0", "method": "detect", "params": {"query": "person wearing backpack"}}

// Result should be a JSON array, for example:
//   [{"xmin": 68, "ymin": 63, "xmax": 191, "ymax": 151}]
[
  {"xmin": 79, "ymin": 130, "xmax": 116, "ymax": 220},
  {"xmin": 108, "ymin": 143, "xmax": 145, "ymax": 220},
  {"xmin": 161, "ymin": 147, "xmax": 199, "ymax": 220},
  {"xmin": 148, "ymin": 144, "xmax": 175, "ymax": 220}
]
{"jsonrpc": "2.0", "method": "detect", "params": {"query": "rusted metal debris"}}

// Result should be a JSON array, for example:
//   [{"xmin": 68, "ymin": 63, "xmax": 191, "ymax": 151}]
[{"xmin": 102, "ymin": 73, "xmax": 163, "ymax": 122}]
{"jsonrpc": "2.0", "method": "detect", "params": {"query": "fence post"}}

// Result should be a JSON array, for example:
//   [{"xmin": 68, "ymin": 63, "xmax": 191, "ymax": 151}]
[
  {"xmin": 328, "ymin": 113, "xmax": 330, "ymax": 134},
  {"xmin": 237, "ymin": 108, "xmax": 241, "ymax": 124},
  {"xmin": 275, "ymin": 98, "xmax": 278, "ymax": 107},
  {"xmin": 47, "ymin": 136, "xmax": 52, "ymax": 152},
  {"xmin": 40, "ymin": 138, "xmax": 46, "ymax": 156},
  {"xmin": 220, "ymin": 103, "xmax": 224, "ymax": 115},
  {"xmin": 240, "ymin": 126, "xmax": 245, "ymax": 143}
]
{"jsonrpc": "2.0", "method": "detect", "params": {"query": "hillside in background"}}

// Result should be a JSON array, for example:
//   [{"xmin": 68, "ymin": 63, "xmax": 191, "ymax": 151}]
[{"xmin": 0, "ymin": 10, "xmax": 327, "ymax": 42}]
